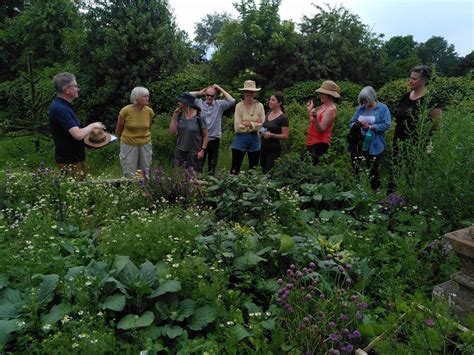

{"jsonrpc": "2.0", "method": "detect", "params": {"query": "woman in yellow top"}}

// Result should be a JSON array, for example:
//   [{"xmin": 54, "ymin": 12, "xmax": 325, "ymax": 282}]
[
  {"xmin": 230, "ymin": 80, "xmax": 265, "ymax": 174},
  {"xmin": 116, "ymin": 86, "xmax": 154, "ymax": 177}
]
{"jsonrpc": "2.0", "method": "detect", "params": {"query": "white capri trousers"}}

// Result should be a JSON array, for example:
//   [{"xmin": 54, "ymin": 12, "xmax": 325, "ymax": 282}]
[{"xmin": 119, "ymin": 143, "xmax": 152, "ymax": 177}]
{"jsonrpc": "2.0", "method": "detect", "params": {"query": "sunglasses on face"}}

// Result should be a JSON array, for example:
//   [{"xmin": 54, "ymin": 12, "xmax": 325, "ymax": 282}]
[{"xmin": 206, "ymin": 94, "xmax": 215, "ymax": 98}]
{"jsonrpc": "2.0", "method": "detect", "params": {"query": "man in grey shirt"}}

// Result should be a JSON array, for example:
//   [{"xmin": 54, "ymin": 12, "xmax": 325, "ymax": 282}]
[{"xmin": 190, "ymin": 84, "xmax": 235, "ymax": 175}]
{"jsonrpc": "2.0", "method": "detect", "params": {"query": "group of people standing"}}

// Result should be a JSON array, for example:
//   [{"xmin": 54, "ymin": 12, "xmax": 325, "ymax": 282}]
[{"xmin": 48, "ymin": 65, "xmax": 440, "ymax": 190}]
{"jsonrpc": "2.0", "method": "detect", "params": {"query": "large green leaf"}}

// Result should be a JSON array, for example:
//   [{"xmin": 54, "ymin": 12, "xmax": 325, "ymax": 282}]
[
  {"xmin": 103, "ymin": 277, "xmax": 129, "ymax": 296},
  {"xmin": 188, "ymin": 305, "xmax": 216, "ymax": 331},
  {"xmin": 36, "ymin": 275, "xmax": 59, "ymax": 306},
  {"xmin": 0, "ymin": 288, "xmax": 23, "ymax": 308},
  {"xmin": 278, "ymin": 234, "xmax": 295, "ymax": 253},
  {"xmin": 101, "ymin": 294, "xmax": 126, "ymax": 312},
  {"xmin": 112, "ymin": 255, "xmax": 131, "ymax": 274},
  {"xmin": 160, "ymin": 324, "xmax": 184, "ymax": 339},
  {"xmin": 64, "ymin": 266, "xmax": 85, "ymax": 281},
  {"xmin": 139, "ymin": 261, "xmax": 157, "ymax": 286},
  {"xmin": 0, "ymin": 275, "xmax": 8, "ymax": 290},
  {"xmin": 41, "ymin": 303, "xmax": 71, "ymax": 327},
  {"xmin": 149, "ymin": 280, "xmax": 181, "ymax": 298},
  {"xmin": 117, "ymin": 311, "xmax": 154, "ymax": 330},
  {"xmin": 118, "ymin": 259, "xmax": 140, "ymax": 287},
  {"xmin": 232, "ymin": 324, "xmax": 251, "ymax": 342},
  {"xmin": 155, "ymin": 261, "xmax": 169, "ymax": 281},
  {"xmin": 0, "ymin": 319, "xmax": 18, "ymax": 348},
  {"xmin": 155, "ymin": 302, "xmax": 170, "ymax": 320},
  {"xmin": 0, "ymin": 304, "xmax": 17, "ymax": 320},
  {"xmin": 233, "ymin": 252, "xmax": 267, "ymax": 270},
  {"xmin": 176, "ymin": 299, "xmax": 195, "ymax": 321}
]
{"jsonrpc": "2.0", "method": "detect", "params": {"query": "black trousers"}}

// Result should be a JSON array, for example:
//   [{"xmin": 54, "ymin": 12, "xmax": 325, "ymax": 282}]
[
  {"xmin": 307, "ymin": 143, "xmax": 329, "ymax": 165},
  {"xmin": 260, "ymin": 143, "xmax": 281, "ymax": 173},
  {"xmin": 350, "ymin": 144, "xmax": 383, "ymax": 190},
  {"xmin": 230, "ymin": 149, "xmax": 260, "ymax": 175},
  {"xmin": 203, "ymin": 138, "xmax": 220, "ymax": 175}
]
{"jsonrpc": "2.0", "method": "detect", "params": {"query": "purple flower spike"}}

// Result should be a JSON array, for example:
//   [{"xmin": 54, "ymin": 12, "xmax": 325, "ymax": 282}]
[
  {"xmin": 320, "ymin": 293, "xmax": 326, "ymax": 300},
  {"xmin": 328, "ymin": 321, "xmax": 336, "ymax": 328},
  {"xmin": 328, "ymin": 348, "xmax": 340, "ymax": 355},
  {"xmin": 327, "ymin": 254, "xmax": 333, "ymax": 260},
  {"xmin": 337, "ymin": 265, "xmax": 344, "ymax": 273},
  {"xmin": 303, "ymin": 267, "xmax": 309, "ymax": 273},
  {"xmin": 309, "ymin": 262, "xmax": 316, "ymax": 269},
  {"xmin": 277, "ymin": 278, "xmax": 283, "ymax": 285},
  {"xmin": 358, "ymin": 302, "xmax": 368, "ymax": 309},
  {"xmin": 287, "ymin": 283, "xmax": 294, "ymax": 289},
  {"xmin": 303, "ymin": 316, "xmax": 310, "ymax": 323},
  {"xmin": 297, "ymin": 271, "xmax": 304, "ymax": 278},
  {"xmin": 353, "ymin": 330, "xmax": 361, "ymax": 338},
  {"xmin": 346, "ymin": 344, "xmax": 353, "ymax": 352},
  {"xmin": 305, "ymin": 294, "xmax": 312, "ymax": 301},
  {"xmin": 329, "ymin": 333, "xmax": 338, "ymax": 341},
  {"xmin": 290, "ymin": 264, "xmax": 296, "ymax": 270},
  {"xmin": 317, "ymin": 311, "xmax": 325, "ymax": 319},
  {"xmin": 340, "ymin": 314, "xmax": 349, "ymax": 321}
]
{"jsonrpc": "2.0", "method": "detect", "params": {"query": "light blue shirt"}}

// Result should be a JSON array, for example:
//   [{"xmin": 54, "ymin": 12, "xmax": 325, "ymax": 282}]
[
  {"xmin": 349, "ymin": 101, "xmax": 391, "ymax": 155},
  {"xmin": 195, "ymin": 98, "xmax": 235, "ymax": 140}
]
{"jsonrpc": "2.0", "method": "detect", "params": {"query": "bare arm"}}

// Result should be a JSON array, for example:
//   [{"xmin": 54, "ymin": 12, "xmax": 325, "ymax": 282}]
[
  {"xmin": 313, "ymin": 107, "xmax": 336, "ymax": 133},
  {"xmin": 189, "ymin": 88, "xmax": 206, "ymax": 97},
  {"xmin": 197, "ymin": 128, "xmax": 208, "ymax": 160},
  {"xmin": 69, "ymin": 122, "xmax": 105, "ymax": 141},
  {"xmin": 214, "ymin": 84, "xmax": 234, "ymax": 101},
  {"xmin": 265, "ymin": 126, "xmax": 290, "ymax": 140},
  {"xmin": 169, "ymin": 108, "xmax": 180, "ymax": 134},
  {"xmin": 115, "ymin": 116, "xmax": 124, "ymax": 138}
]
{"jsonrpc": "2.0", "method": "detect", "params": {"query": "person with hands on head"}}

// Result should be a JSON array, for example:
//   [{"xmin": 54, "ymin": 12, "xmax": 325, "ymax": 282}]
[
  {"xmin": 306, "ymin": 80, "xmax": 339, "ymax": 165},
  {"xmin": 115, "ymin": 86, "xmax": 154, "ymax": 177},
  {"xmin": 169, "ymin": 92, "xmax": 208, "ymax": 172},
  {"xmin": 189, "ymin": 84, "xmax": 235, "ymax": 175},
  {"xmin": 230, "ymin": 80, "xmax": 265, "ymax": 175},
  {"xmin": 348, "ymin": 86, "xmax": 391, "ymax": 191},
  {"xmin": 48, "ymin": 72, "xmax": 105, "ymax": 180},
  {"xmin": 260, "ymin": 91, "xmax": 289, "ymax": 173}
]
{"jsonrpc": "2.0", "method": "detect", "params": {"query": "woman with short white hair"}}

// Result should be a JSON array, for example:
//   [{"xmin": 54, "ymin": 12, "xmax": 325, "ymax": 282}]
[
  {"xmin": 348, "ymin": 86, "xmax": 391, "ymax": 190},
  {"xmin": 116, "ymin": 86, "xmax": 154, "ymax": 177}
]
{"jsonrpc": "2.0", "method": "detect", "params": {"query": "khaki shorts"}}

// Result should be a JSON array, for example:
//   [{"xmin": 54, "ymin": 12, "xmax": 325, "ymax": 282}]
[{"xmin": 119, "ymin": 143, "xmax": 152, "ymax": 177}]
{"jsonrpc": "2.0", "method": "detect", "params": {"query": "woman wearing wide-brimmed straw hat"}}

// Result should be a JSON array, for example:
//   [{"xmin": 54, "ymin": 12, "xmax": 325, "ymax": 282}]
[
  {"xmin": 306, "ymin": 80, "xmax": 340, "ymax": 165},
  {"xmin": 230, "ymin": 80, "xmax": 265, "ymax": 174},
  {"xmin": 116, "ymin": 86, "xmax": 154, "ymax": 177}
]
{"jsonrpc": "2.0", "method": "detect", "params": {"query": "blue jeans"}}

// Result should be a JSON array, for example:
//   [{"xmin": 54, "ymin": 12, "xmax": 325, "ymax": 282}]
[{"xmin": 231, "ymin": 132, "xmax": 261, "ymax": 152}]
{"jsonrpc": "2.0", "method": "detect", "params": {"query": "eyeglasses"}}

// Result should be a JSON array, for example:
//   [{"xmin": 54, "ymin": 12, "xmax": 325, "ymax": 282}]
[{"xmin": 206, "ymin": 94, "xmax": 215, "ymax": 98}]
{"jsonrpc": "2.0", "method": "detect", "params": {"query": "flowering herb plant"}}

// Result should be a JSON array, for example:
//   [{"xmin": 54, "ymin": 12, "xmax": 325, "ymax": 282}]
[{"xmin": 275, "ymin": 256, "xmax": 367, "ymax": 354}]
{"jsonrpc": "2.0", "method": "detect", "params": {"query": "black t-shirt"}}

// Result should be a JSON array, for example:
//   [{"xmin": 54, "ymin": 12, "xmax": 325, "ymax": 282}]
[
  {"xmin": 261, "ymin": 113, "xmax": 289, "ymax": 147},
  {"xmin": 393, "ymin": 92, "xmax": 441, "ymax": 141}
]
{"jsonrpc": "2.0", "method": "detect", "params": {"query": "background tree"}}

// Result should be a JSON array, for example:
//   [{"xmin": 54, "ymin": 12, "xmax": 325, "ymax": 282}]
[
  {"xmin": 416, "ymin": 36, "xmax": 460, "ymax": 76},
  {"xmin": 299, "ymin": 4, "xmax": 385, "ymax": 86},
  {"xmin": 382, "ymin": 35, "xmax": 419, "ymax": 81},
  {"xmin": 0, "ymin": 0, "xmax": 82, "ymax": 82},
  {"xmin": 212, "ymin": 0, "xmax": 300, "ymax": 88},
  {"xmin": 456, "ymin": 51, "xmax": 474, "ymax": 76},
  {"xmin": 77, "ymin": 0, "xmax": 196, "ymax": 123},
  {"xmin": 194, "ymin": 12, "xmax": 233, "ymax": 60}
]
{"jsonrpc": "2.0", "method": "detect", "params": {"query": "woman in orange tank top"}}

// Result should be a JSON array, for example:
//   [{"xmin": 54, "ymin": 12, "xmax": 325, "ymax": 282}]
[{"xmin": 306, "ymin": 80, "xmax": 340, "ymax": 165}]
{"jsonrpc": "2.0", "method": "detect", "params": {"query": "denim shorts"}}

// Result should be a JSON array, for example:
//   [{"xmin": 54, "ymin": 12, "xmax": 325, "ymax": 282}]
[{"xmin": 231, "ymin": 132, "xmax": 261, "ymax": 152}]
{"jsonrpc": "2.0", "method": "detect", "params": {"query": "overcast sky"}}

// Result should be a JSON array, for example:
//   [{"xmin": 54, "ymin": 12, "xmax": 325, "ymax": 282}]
[{"xmin": 169, "ymin": 0, "xmax": 473, "ymax": 56}]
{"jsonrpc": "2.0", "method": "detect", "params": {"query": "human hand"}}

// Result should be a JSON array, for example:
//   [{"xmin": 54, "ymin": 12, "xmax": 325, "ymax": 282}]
[
  {"xmin": 263, "ymin": 132, "xmax": 272, "ymax": 139},
  {"xmin": 197, "ymin": 149, "xmax": 205, "ymax": 160},
  {"xmin": 255, "ymin": 118, "xmax": 263, "ymax": 124},
  {"xmin": 213, "ymin": 84, "xmax": 221, "ymax": 91},
  {"xmin": 94, "ymin": 122, "xmax": 106, "ymax": 130},
  {"xmin": 360, "ymin": 121, "xmax": 369, "ymax": 129},
  {"xmin": 306, "ymin": 100, "xmax": 314, "ymax": 114},
  {"xmin": 173, "ymin": 107, "xmax": 181, "ymax": 117}
]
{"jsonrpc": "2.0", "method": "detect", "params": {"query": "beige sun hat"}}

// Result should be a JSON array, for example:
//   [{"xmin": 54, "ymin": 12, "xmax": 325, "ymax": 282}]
[
  {"xmin": 238, "ymin": 80, "xmax": 261, "ymax": 92},
  {"xmin": 84, "ymin": 127, "xmax": 111, "ymax": 148},
  {"xmin": 315, "ymin": 80, "xmax": 341, "ymax": 98}
]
